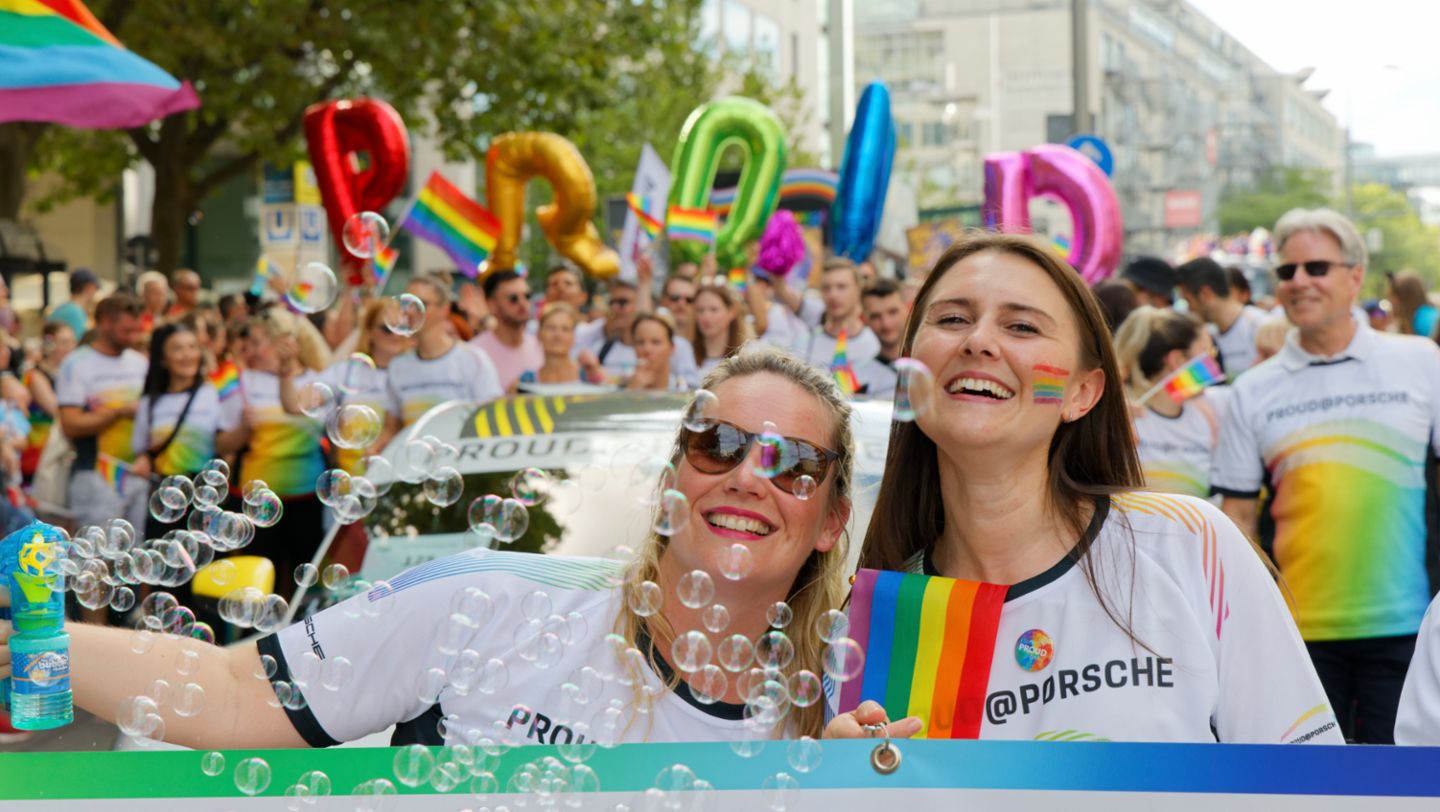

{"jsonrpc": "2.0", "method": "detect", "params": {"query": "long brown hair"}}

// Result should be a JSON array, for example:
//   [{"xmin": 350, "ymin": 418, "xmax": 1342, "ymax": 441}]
[
  {"xmin": 692, "ymin": 285, "xmax": 752, "ymax": 366},
  {"xmin": 858, "ymin": 233, "xmax": 1145, "ymax": 632}
]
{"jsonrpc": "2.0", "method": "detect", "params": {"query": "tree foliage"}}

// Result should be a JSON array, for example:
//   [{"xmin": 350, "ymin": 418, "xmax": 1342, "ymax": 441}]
[
  {"xmin": 1350, "ymin": 183, "xmax": 1440, "ymax": 289},
  {"xmin": 1217, "ymin": 166, "xmax": 1332, "ymax": 236}
]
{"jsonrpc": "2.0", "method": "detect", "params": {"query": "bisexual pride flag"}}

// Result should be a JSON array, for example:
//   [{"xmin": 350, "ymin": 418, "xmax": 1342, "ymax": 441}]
[{"xmin": 838, "ymin": 569, "xmax": 1008, "ymax": 739}]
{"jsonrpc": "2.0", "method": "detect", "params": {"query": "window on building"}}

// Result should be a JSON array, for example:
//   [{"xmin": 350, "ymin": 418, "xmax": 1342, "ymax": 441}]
[
  {"xmin": 897, "ymin": 121, "xmax": 915, "ymax": 146},
  {"xmin": 723, "ymin": 0, "xmax": 750, "ymax": 53},
  {"xmin": 922, "ymin": 121, "xmax": 949, "ymax": 146},
  {"xmin": 753, "ymin": 13, "xmax": 780, "ymax": 80}
]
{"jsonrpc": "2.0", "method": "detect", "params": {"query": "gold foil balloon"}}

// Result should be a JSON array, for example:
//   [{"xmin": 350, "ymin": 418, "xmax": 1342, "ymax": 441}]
[{"xmin": 485, "ymin": 132, "xmax": 620, "ymax": 279}]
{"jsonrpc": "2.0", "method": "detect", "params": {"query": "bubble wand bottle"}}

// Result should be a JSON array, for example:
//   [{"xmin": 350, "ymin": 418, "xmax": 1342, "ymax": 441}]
[{"xmin": 0, "ymin": 521, "xmax": 72, "ymax": 730}]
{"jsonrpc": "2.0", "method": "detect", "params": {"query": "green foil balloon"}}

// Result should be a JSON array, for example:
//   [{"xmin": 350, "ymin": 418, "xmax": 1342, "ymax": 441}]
[{"xmin": 667, "ymin": 97, "xmax": 787, "ymax": 269}]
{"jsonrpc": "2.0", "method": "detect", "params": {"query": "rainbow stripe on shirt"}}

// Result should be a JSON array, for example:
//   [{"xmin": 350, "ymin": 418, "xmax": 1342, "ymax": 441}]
[{"xmin": 237, "ymin": 405, "xmax": 324, "ymax": 498}]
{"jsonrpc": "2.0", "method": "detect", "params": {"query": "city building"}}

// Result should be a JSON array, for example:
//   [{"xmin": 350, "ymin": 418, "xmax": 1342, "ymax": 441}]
[{"xmin": 855, "ymin": 0, "xmax": 1345, "ymax": 257}]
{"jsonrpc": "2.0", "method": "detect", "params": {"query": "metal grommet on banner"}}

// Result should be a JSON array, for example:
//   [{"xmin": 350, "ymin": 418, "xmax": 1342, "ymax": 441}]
[{"xmin": 870, "ymin": 727, "xmax": 901, "ymax": 775}]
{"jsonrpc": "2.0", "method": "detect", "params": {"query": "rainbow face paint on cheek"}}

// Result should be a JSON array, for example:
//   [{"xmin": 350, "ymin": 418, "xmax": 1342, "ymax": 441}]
[{"xmin": 1032, "ymin": 364, "xmax": 1070, "ymax": 404}]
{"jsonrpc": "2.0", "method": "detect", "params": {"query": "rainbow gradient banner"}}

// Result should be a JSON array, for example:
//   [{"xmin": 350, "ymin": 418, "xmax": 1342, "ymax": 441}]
[{"xmin": 839, "ymin": 569, "xmax": 1008, "ymax": 738}]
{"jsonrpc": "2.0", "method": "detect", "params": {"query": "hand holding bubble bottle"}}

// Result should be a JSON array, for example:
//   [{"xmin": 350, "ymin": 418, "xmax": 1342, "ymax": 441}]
[{"xmin": 0, "ymin": 521, "xmax": 72, "ymax": 730}]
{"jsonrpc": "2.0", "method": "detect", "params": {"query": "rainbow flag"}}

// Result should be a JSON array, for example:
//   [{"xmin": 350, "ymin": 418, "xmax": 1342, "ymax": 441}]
[
  {"xmin": 250, "ymin": 255, "xmax": 282, "ymax": 296},
  {"xmin": 727, "ymin": 267, "xmax": 747, "ymax": 293},
  {"xmin": 1032, "ymin": 364, "xmax": 1070, "ymax": 404},
  {"xmin": 372, "ymin": 243, "xmax": 399, "ymax": 289},
  {"xmin": 709, "ymin": 168, "xmax": 839, "ymax": 215},
  {"xmin": 667, "ymin": 206, "xmax": 717, "ymax": 245},
  {"xmin": 625, "ymin": 193, "xmax": 664, "ymax": 240},
  {"xmin": 1162, "ymin": 353, "xmax": 1225, "ymax": 403},
  {"xmin": 0, "ymin": 0, "xmax": 200, "ymax": 129},
  {"xmin": 831, "ymin": 331, "xmax": 859, "ymax": 398},
  {"xmin": 95, "ymin": 455, "xmax": 125, "ymax": 494},
  {"xmin": 400, "ymin": 172, "xmax": 502, "ymax": 277},
  {"xmin": 208, "ymin": 360, "xmax": 240, "ymax": 402},
  {"xmin": 838, "ymin": 569, "xmax": 1008, "ymax": 739}
]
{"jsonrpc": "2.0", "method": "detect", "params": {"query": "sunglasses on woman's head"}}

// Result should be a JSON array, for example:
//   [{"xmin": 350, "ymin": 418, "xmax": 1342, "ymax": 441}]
[{"xmin": 680, "ymin": 420, "xmax": 838, "ymax": 494}]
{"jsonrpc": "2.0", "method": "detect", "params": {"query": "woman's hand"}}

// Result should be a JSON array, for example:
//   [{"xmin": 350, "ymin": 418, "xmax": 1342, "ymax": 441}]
[
  {"xmin": 130, "ymin": 455, "xmax": 152, "ymax": 482},
  {"xmin": 275, "ymin": 336, "xmax": 301, "ymax": 376},
  {"xmin": 823, "ymin": 700, "xmax": 923, "ymax": 740}
]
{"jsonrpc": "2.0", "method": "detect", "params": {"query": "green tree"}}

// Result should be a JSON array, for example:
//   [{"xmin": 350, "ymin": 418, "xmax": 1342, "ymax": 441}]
[
  {"xmin": 1217, "ymin": 166, "xmax": 1332, "ymax": 235},
  {"xmin": 18, "ymin": 0, "xmax": 706, "ymax": 274},
  {"xmin": 1350, "ymin": 182, "xmax": 1440, "ymax": 288}
]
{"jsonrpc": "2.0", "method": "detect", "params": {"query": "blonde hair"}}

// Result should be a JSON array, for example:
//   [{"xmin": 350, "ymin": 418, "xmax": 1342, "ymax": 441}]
[
  {"xmin": 538, "ymin": 301, "xmax": 578, "ymax": 329},
  {"xmin": 354, "ymin": 298, "xmax": 390, "ymax": 358},
  {"xmin": 1112, "ymin": 306, "xmax": 1205, "ymax": 394},
  {"xmin": 614, "ymin": 349, "xmax": 854, "ymax": 739},
  {"xmin": 246, "ymin": 308, "xmax": 332, "ymax": 371},
  {"xmin": 1255, "ymin": 315, "xmax": 1291, "ymax": 360}
]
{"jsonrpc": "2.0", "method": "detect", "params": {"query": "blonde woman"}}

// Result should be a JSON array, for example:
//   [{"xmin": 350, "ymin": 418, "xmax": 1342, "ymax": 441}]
[
  {"xmin": 1113, "ymin": 306, "xmax": 1229, "ymax": 499},
  {"xmin": 0, "ymin": 351, "xmax": 855, "ymax": 748}
]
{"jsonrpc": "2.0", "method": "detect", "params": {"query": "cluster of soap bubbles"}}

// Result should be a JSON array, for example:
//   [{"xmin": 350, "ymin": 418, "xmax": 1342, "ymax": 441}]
[
  {"xmin": 315, "ymin": 467, "xmax": 382, "ymax": 524},
  {"xmin": 297, "ymin": 378, "xmax": 384, "ymax": 460}
]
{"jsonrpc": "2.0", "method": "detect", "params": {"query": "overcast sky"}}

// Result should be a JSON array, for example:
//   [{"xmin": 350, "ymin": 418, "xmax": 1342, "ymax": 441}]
[{"xmin": 1188, "ymin": 0, "xmax": 1439, "ymax": 157}]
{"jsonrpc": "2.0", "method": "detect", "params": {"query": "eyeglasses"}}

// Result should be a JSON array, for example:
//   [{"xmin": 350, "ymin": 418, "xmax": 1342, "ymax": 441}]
[
  {"xmin": 1275, "ymin": 260, "xmax": 1351, "ymax": 281},
  {"xmin": 505, "ymin": 292, "xmax": 530, "ymax": 305},
  {"xmin": 666, "ymin": 293, "xmax": 696, "ymax": 304},
  {"xmin": 680, "ymin": 420, "xmax": 839, "ymax": 494},
  {"xmin": 610, "ymin": 298, "xmax": 635, "ymax": 309}
]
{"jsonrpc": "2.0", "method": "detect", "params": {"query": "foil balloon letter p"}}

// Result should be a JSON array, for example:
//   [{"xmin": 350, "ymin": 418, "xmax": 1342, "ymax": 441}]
[
  {"xmin": 668, "ymin": 97, "xmax": 787, "ymax": 269},
  {"xmin": 303, "ymin": 99, "xmax": 410, "ymax": 267},
  {"xmin": 832, "ymin": 82, "xmax": 896, "ymax": 262},
  {"xmin": 486, "ymin": 132, "xmax": 619, "ymax": 279},
  {"xmin": 983, "ymin": 144, "xmax": 1123, "ymax": 285}
]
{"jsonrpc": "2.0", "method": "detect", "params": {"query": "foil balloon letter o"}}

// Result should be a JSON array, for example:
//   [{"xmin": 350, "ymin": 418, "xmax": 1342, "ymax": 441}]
[
  {"xmin": 668, "ymin": 97, "xmax": 787, "ymax": 268},
  {"xmin": 303, "ymin": 99, "xmax": 410, "ymax": 266},
  {"xmin": 486, "ymin": 132, "xmax": 619, "ymax": 279},
  {"xmin": 832, "ymin": 82, "xmax": 896, "ymax": 263}
]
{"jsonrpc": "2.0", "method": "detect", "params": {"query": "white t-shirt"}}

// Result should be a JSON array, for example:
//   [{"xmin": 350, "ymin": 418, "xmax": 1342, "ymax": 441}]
[
  {"xmin": 1132, "ymin": 389, "xmax": 1229, "ymax": 499},
  {"xmin": 55, "ymin": 345, "xmax": 148, "ymax": 469},
  {"xmin": 855, "ymin": 356, "xmax": 898, "ymax": 398},
  {"xmin": 261, "ymin": 551, "xmax": 753, "ymax": 747},
  {"xmin": 386, "ymin": 342, "xmax": 503, "ymax": 427},
  {"xmin": 859, "ymin": 493, "xmax": 1341, "ymax": 744},
  {"xmin": 132, "ymin": 384, "xmax": 239, "ymax": 477},
  {"xmin": 317, "ymin": 359, "xmax": 390, "ymax": 474},
  {"xmin": 576, "ymin": 324, "xmax": 700, "ymax": 387},
  {"xmin": 1211, "ymin": 319, "xmax": 1440, "ymax": 642},
  {"xmin": 759, "ymin": 301, "xmax": 808, "ymax": 354},
  {"xmin": 1210, "ymin": 305, "xmax": 1270, "ymax": 378},
  {"xmin": 799, "ymin": 325, "xmax": 880, "ymax": 371},
  {"xmin": 1396, "ymin": 592, "xmax": 1440, "ymax": 744}
]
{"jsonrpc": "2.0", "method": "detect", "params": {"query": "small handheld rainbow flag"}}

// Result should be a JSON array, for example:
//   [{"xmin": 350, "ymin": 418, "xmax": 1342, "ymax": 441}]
[
  {"xmin": 1138, "ymin": 353, "xmax": 1225, "ymax": 405},
  {"xmin": 837, "ymin": 569, "xmax": 1008, "ymax": 738},
  {"xmin": 372, "ymin": 244, "xmax": 399, "ymax": 289},
  {"xmin": 831, "ymin": 331, "xmax": 860, "ymax": 398},
  {"xmin": 625, "ymin": 193, "xmax": 664, "ymax": 240},
  {"xmin": 250, "ymin": 256, "xmax": 282, "ymax": 296},
  {"xmin": 727, "ymin": 267, "xmax": 747, "ymax": 293},
  {"xmin": 400, "ymin": 172, "xmax": 502, "ymax": 276},
  {"xmin": 667, "ymin": 206, "xmax": 717, "ymax": 245},
  {"xmin": 209, "ymin": 360, "xmax": 240, "ymax": 402}
]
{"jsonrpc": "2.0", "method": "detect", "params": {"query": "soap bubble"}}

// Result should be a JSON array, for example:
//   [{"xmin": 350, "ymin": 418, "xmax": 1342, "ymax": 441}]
[
  {"xmin": 292, "ymin": 562, "xmax": 318, "ymax": 588},
  {"xmin": 787, "ymin": 737, "xmax": 822, "ymax": 774},
  {"xmin": 234, "ymin": 756, "xmax": 272, "ymax": 796},
  {"xmin": 140, "ymin": 591, "xmax": 179, "ymax": 630},
  {"xmin": 788, "ymin": 671, "xmax": 822, "ymax": 708},
  {"xmin": 393, "ymin": 743, "xmax": 436, "ymax": 788},
  {"xmin": 287, "ymin": 262, "xmax": 338, "ymax": 314},
  {"xmin": 201, "ymin": 751, "xmax": 226, "ymax": 777},
  {"xmin": 702, "ymin": 603, "xmax": 731, "ymax": 633},
  {"xmin": 321, "ymin": 563, "xmax": 349, "ymax": 590},
  {"xmin": 790, "ymin": 474, "xmax": 817, "ymax": 500},
  {"xmin": 174, "ymin": 682, "xmax": 206, "ymax": 717},
  {"xmin": 816, "ymin": 609, "xmax": 849, "ymax": 643},
  {"xmin": 751, "ymin": 423, "xmax": 790, "ymax": 479},
  {"xmin": 508, "ymin": 467, "xmax": 552, "ymax": 506},
  {"xmin": 159, "ymin": 475, "xmax": 195, "ymax": 510},
  {"xmin": 352, "ymin": 778, "xmax": 397, "ymax": 812},
  {"xmin": 652, "ymin": 489, "xmax": 690, "ymax": 537},
  {"xmin": 755, "ymin": 631, "xmax": 795, "ymax": 671},
  {"xmin": 342, "ymin": 211, "xmax": 390, "ymax": 259},
  {"xmin": 244, "ymin": 489, "xmax": 283, "ymax": 528},
  {"xmin": 321, "ymin": 656, "xmax": 353, "ymax": 691},
  {"xmin": 423, "ymin": 466, "xmax": 464, "ymax": 507},
  {"xmin": 467, "ymin": 495, "xmax": 529, "ymax": 544},
  {"xmin": 199, "ymin": 458, "xmax": 229, "ymax": 488},
  {"xmin": 451, "ymin": 586, "xmax": 494, "ymax": 628},
  {"xmin": 717, "ymin": 634, "xmax": 755, "ymax": 673},
  {"xmin": 691, "ymin": 665, "xmax": 728, "ymax": 705},
  {"xmin": 255, "ymin": 653, "xmax": 278, "ymax": 680},
  {"xmin": 417, "ymin": 667, "xmax": 448, "ymax": 704},
  {"xmin": 766, "ymin": 601, "xmax": 793, "ymax": 629},
  {"xmin": 682, "ymin": 389, "xmax": 719, "ymax": 432},
  {"xmin": 477, "ymin": 658, "xmax": 509, "ymax": 694},
  {"xmin": 315, "ymin": 469, "xmax": 351, "ymax": 506},
  {"xmin": 763, "ymin": 771, "xmax": 799, "ymax": 811},
  {"xmin": 338, "ymin": 352, "xmax": 377, "ymax": 395},
  {"xmin": 893, "ymin": 357, "xmax": 936, "ymax": 422},
  {"xmin": 627, "ymin": 580, "xmax": 662, "ymax": 617},
  {"xmin": 676, "ymin": 569, "xmax": 714, "ymax": 609},
  {"xmin": 358, "ymin": 455, "xmax": 394, "ymax": 494},
  {"xmin": 328, "ymin": 403, "xmax": 382, "ymax": 450},
  {"xmin": 110, "ymin": 585, "xmax": 136, "ymax": 612},
  {"xmin": 402, "ymin": 437, "xmax": 437, "ymax": 481},
  {"xmin": 295, "ymin": 769, "xmax": 332, "ymax": 801},
  {"xmin": 719, "ymin": 543, "xmax": 753, "ymax": 581},
  {"xmin": 298, "ymin": 381, "xmax": 336, "ymax": 419},
  {"xmin": 670, "ymin": 630, "xmax": 713, "ymax": 673},
  {"xmin": 383, "ymin": 293, "xmax": 426, "ymax": 337},
  {"xmin": 822, "ymin": 637, "xmax": 866, "ymax": 682},
  {"xmin": 148, "ymin": 490, "xmax": 186, "ymax": 524}
]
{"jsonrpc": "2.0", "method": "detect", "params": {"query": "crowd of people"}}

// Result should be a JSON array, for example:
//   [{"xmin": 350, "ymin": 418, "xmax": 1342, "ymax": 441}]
[{"xmin": 10, "ymin": 204, "xmax": 1440, "ymax": 755}]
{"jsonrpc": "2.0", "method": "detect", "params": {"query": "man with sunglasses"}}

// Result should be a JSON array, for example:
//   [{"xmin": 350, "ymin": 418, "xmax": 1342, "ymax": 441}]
[
  {"xmin": 576, "ymin": 278, "xmax": 699, "ymax": 384},
  {"xmin": 472, "ymin": 269, "xmax": 543, "ymax": 391},
  {"xmin": 1212, "ymin": 207, "xmax": 1440, "ymax": 744},
  {"xmin": 659, "ymin": 275, "xmax": 698, "ymax": 345}
]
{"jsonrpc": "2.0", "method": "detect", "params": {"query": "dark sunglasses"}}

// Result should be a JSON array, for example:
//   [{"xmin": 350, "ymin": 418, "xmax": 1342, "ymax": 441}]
[
  {"xmin": 505, "ymin": 292, "xmax": 530, "ymax": 304},
  {"xmin": 1275, "ymin": 260, "xmax": 1350, "ymax": 281},
  {"xmin": 666, "ymin": 293, "xmax": 696, "ymax": 304},
  {"xmin": 680, "ymin": 420, "xmax": 839, "ymax": 494}
]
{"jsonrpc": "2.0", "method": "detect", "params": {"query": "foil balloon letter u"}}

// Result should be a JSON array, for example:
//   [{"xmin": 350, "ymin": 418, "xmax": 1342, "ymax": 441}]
[
  {"xmin": 486, "ymin": 132, "xmax": 619, "ymax": 279},
  {"xmin": 668, "ymin": 97, "xmax": 787, "ymax": 269},
  {"xmin": 303, "ymin": 99, "xmax": 410, "ymax": 267},
  {"xmin": 832, "ymin": 82, "xmax": 896, "ymax": 262},
  {"xmin": 983, "ymin": 144, "xmax": 1123, "ymax": 285}
]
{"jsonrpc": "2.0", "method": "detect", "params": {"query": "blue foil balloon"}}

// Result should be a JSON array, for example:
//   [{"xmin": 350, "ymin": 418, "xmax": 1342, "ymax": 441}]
[{"xmin": 832, "ymin": 82, "xmax": 895, "ymax": 262}]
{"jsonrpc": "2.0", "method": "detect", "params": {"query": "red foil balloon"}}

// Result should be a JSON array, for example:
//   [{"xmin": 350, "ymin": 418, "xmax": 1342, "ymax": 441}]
[
  {"xmin": 303, "ymin": 99, "xmax": 410, "ymax": 277},
  {"xmin": 983, "ymin": 144, "xmax": 1124, "ymax": 285}
]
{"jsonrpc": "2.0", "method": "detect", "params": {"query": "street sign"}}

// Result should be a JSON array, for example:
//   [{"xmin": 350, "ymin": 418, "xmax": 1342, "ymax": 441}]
[{"xmin": 1065, "ymin": 134, "xmax": 1114, "ymax": 176}]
